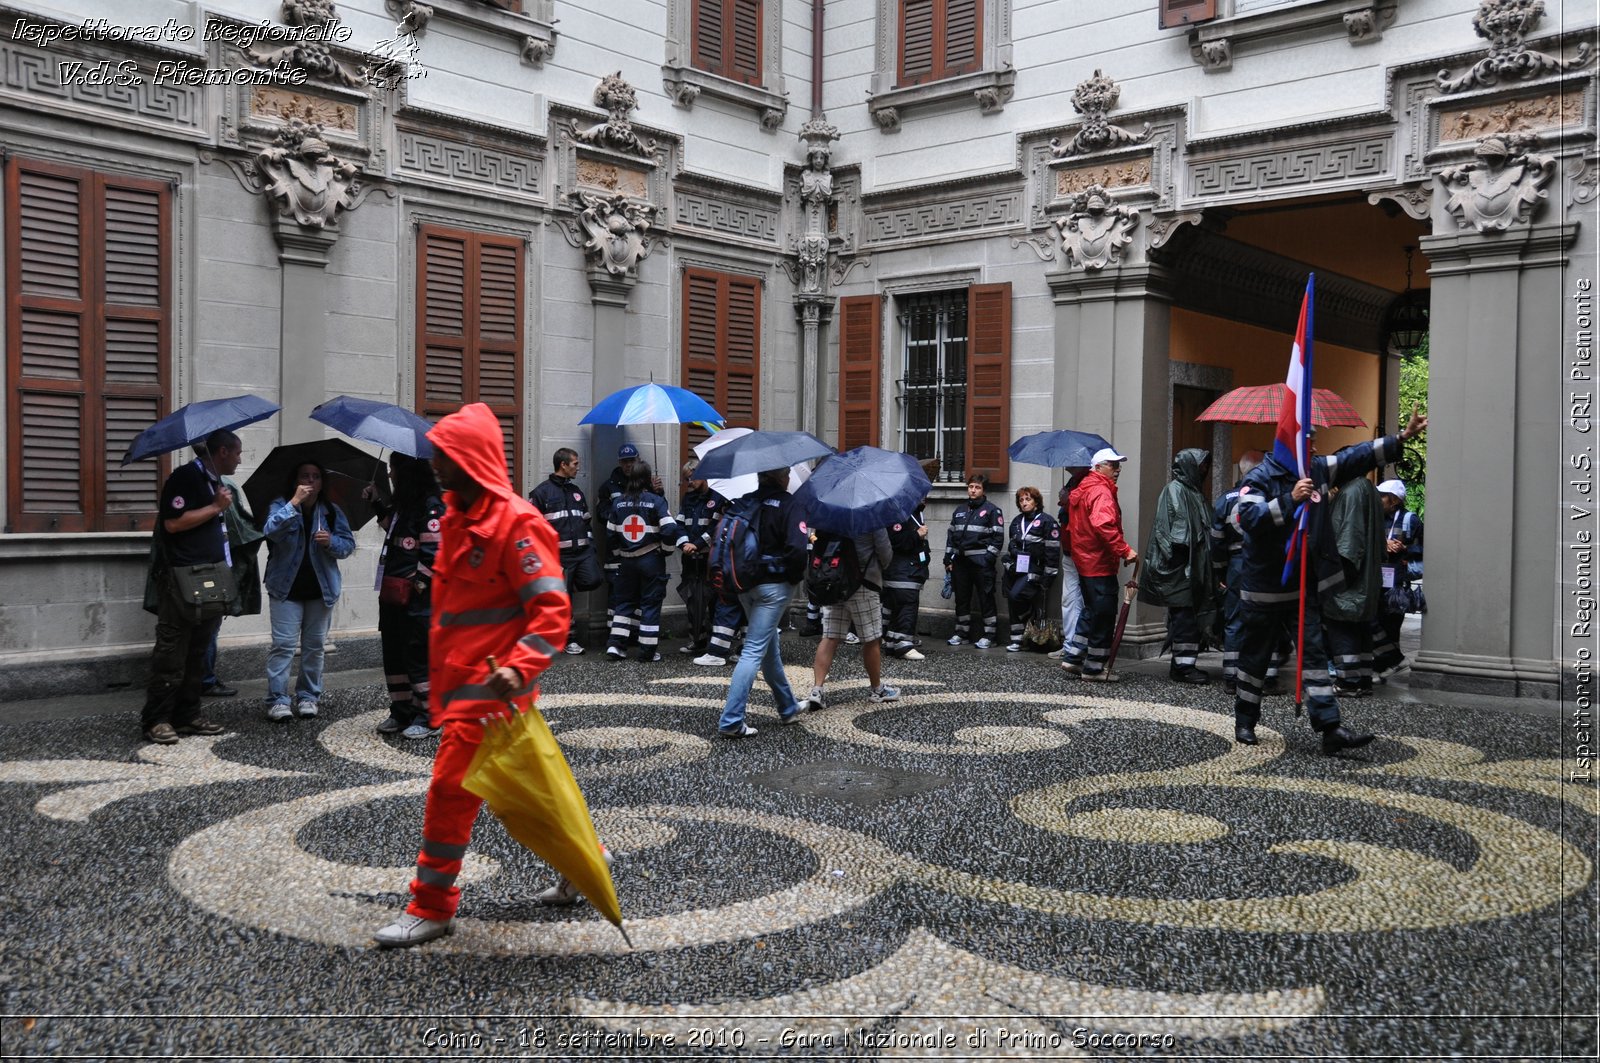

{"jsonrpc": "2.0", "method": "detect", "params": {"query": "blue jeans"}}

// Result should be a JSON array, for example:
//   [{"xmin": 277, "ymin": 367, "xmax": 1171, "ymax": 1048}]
[
  {"xmin": 267, "ymin": 597, "xmax": 333, "ymax": 707},
  {"xmin": 718, "ymin": 581, "xmax": 800, "ymax": 732}
]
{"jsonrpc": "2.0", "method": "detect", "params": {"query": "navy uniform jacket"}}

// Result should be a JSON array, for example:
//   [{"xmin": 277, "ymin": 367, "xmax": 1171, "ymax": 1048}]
[
  {"xmin": 885, "ymin": 508, "xmax": 931, "ymax": 585},
  {"xmin": 1003, "ymin": 510, "xmax": 1062, "ymax": 581},
  {"xmin": 676, "ymin": 486, "xmax": 727, "ymax": 576},
  {"xmin": 944, "ymin": 498, "xmax": 1004, "ymax": 566},
  {"xmin": 1234, "ymin": 437, "xmax": 1404, "ymax": 609},
  {"xmin": 605, "ymin": 491, "xmax": 684, "ymax": 557},
  {"xmin": 1210, "ymin": 486, "xmax": 1245, "ymax": 584},
  {"xmin": 529, "ymin": 474, "xmax": 595, "ymax": 557}
]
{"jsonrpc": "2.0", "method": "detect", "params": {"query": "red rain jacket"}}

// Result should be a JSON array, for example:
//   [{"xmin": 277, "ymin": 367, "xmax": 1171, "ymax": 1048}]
[
  {"xmin": 426, "ymin": 403, "xmax": 570, "ymax": 726},
  {"xmin": 1068, "ymin": 470, "xmax": 1134, "ymax": 578}
]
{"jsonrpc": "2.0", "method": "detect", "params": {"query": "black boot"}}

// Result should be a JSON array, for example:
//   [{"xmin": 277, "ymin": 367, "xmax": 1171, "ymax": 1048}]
[
  {"xmin": 1170, "ymin": 667, "xmax": 1211, "ymax": 686},
  {"xmin": 1234, "ymin": 724, "xmax": 1258, "ymax": 745},
  {"xmin": 1321, "ymin": 725, "xmax": 1376, "ymax": 755}
]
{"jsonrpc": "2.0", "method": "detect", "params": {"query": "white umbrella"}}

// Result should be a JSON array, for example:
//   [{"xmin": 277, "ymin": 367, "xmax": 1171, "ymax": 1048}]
[{"xmin": 692, "ymin": 427, "xmax": 811, "ymax": 500}]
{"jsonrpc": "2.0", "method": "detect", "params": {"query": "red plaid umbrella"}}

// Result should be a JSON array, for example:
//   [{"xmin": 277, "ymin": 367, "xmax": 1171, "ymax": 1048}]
[{"xmin": 1196, "ymin": 384, "xmax": 1366, "ymax": 428}]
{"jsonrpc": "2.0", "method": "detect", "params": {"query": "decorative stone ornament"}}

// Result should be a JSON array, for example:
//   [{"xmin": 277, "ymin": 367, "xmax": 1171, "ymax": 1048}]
[
  {"xmin": 1054, "ymin": 185, "xmax": 1138, "ymax": 271},
  {"xmin": 521, "ymin": 34, "xmax": 554, "ymax": 66},
  {"xmin": 569, "ymin": 73, "xmax": 658, "ymax": 157},
  {"xmin": 255, "ymin": 118, "xmax": 361, "ymax": 229},
  {"xmin": 794, "ymin": 116, "xmax": 840, "ymax": 296},
  {"xmin": 246, "ymin": 0, "xmax": 367, "ymax": 87},
  {"xmin": 1050, "ymin": 70, "xmax": 1152, "ymax": 157},
  {"xmin": 1438, "ymin": 0, "xmax": 1593, "ymax": 93},
  {"xmin": 1439, "ymin": 134, "xmax": 1556, "ymax": 231},
  {"xmin": 571, "ymin": 190, "xmax": 657, "ymax": 275}
]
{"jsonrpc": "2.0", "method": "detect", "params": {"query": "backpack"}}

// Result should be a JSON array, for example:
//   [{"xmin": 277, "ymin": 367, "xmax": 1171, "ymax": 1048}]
[
  {"xmin": 805, "ymin": 532, "xmax": 862, "ymax": 606},
  {"xmin": 708, "ymin": 494, "xmax": 781, "ymax": 598}
]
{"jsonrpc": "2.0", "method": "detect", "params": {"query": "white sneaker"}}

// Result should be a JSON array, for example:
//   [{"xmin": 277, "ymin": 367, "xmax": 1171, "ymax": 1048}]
[
  {"xmin": 692, "ymin": 653, "xmax": 728, "ymax": 667},
  {"xmin": 564, "ymin": 641, "xmax": 585, "ymax": 655},
  {"xmin": 718, "ymin": 722, "xmax": 758, "ymax": 738},
  {"xmin": 802, "ymin": 685, "xmax": 825, "ymax": 712},
  {"xmin": 373, "ymin": 912, "xmax": 453, "ymax": 948},
  {"xmin": 266, "ymin": 702, "xmax": 293, "ymax": 722},
  {"xmin": 295, "ymin": 701, "xmax": 319, "ymax": 718},
  {"xmin": 605, "ymin": 646, "xmax": 627, "ymax": 661},
  {"xmin": 868, "ymin": 684, "xmax": 900, "ymax": 703},
  {"xmin": 537, "ymin": 847, "xmax": 613, "ymax": 906},
  {"xmin": 1005, "ymin": 642, "xmax": 1023, "ymax": 652},
  {"xmin": 947, "ymin": 635, "xmax": 964, "ymax": 646},
  {"xmin": 401, "ymin": 720, "xmax": 441, "ymax": 741},
  {"xmin": 974, "ymin": 638, "xmax": 994, "ymax": 650},
  {"xmin": 902, "ymin": 648, "xmax": 925, "ymax": 660},
  {"xmin": 1046, "ymin": 648, "xmax": 1066, "ymax": 659},
  {"xmin": 844, "ymin": 631, "xmax": 860, "ymax": 645}
]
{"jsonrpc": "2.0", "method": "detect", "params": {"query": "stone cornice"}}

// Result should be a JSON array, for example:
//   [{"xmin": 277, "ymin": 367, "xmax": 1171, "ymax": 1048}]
[
  {"xmin": 1185, "ymin": 109, "xmax": 1396, "ymax": 153},
  {"xmin": 394, "ymin": 103, "xmax": 547, "ymax": 151}
]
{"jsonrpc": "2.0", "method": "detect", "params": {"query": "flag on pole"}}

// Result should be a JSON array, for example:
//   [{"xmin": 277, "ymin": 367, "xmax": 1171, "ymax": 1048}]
[{"xmin": 1277, "ymin": 275, "xmax": 1315, "ymax": 584}]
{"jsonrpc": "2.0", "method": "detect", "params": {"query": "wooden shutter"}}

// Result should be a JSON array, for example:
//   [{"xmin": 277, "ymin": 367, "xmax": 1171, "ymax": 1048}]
[
  {"xmin": 899, "ymin": 0, "xmax": 935, "ymax": 85},
  {"xmin": 1159, "ymin": 0, "xmax": 1217, "ymax": 28},
  {"xmin": 693, "ymin": 0, "xmax": 763, "ymax": 85},
  {"xmin": 944, "ymin": 0, "xmax": 981, "ymax": 76},
  {"xmin": 681, "ymin": 267, "xmax": 762, "ymax": 467},
  {"xmin": 965, "ymin": 283, "xmax": 1010, "ymax": 485},
  {"xmin": 6, "ymin": 158, "xmax": 169, "ymax": 533},
  {"xmin": 416, "ymin": 225, "xmax": 523, "ymax": 485},
  {"xmin": 899, "ymin": 0, "xmax": 981, "ymax": 87},
  {"xmin": 838, "ymin": 295, "xmax": 882, "ymax": 451}
]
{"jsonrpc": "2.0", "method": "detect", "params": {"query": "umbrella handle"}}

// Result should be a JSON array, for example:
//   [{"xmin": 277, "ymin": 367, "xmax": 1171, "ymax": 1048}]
[{"xmin": 1123, "ymin": 558, "xmax": 1141, "ymax": 603}]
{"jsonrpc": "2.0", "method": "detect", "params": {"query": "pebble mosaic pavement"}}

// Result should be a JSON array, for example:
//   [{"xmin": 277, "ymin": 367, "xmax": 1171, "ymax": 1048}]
[{"xmin": 0, "ymin": 637, "xmax": 1594, "ymax": 1060}]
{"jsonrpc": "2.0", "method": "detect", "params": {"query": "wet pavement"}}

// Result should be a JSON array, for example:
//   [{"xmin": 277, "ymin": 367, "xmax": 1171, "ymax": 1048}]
[{"xmin": 0, "ymin": 620, "xmax": 1593, "ymax": 1060}]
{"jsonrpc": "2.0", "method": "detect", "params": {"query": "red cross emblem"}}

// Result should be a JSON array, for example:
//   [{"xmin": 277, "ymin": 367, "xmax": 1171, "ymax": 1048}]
[{"xmin": 621, "ymin": 515, "xmax": 647, "ymax": 543}]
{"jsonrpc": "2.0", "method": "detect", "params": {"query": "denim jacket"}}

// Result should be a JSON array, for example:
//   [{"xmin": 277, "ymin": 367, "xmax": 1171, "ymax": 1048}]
[{"xmin": 262, "ymin": 498, "xmax": 356, "ymax": 605}]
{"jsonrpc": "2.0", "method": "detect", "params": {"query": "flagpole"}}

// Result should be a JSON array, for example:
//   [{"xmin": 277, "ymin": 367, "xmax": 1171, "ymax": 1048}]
[{"xmin": 1293, "ymin": 274, "xmax": 1315, "ymax": 718}]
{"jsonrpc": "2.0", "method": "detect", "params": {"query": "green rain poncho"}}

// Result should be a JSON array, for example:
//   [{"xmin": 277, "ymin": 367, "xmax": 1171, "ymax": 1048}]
[
  {"xmin": 1322, "ymin": 475, "xmax": 1383, "ymax": 623},
  {"xmin": 1138, "ymin": 448, "xmax": 1215, "ymax": 615}
]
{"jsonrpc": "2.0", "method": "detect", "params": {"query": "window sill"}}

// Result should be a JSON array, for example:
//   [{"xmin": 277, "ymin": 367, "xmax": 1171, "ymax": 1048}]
[
  {"xmin": 386, "ymin": 0, "xmax": 557, "ymax": 65},
  {"xmin": 1189, "ymin": 0, "xmax": 1396, "ymax": 71},
  {"xmin": 868, "ymin": 68, "xmax": 1016, "ymax": 132},
  {"xmin": 660, "ymin": 65, "xmax": 788, "ymax": 130},
  {"xmin": 0, "ymin": 532, "xmax": 152, "ymax": 560}
]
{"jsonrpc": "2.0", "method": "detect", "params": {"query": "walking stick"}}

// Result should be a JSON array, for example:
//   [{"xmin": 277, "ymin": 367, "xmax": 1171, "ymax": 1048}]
[{"xmin": 1103, "ymin": 558, "xmax": 1141, "ymax": 678}]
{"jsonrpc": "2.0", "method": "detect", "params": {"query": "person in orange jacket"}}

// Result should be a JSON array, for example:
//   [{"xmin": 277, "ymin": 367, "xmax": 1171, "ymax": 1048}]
[
  {"xmin": 1059, "ymin": 447, "xmax": 1139, "ymax": 680},
  {"xmin": 374, "ymin": 402, "xmax": 571, "ymax": 948}
]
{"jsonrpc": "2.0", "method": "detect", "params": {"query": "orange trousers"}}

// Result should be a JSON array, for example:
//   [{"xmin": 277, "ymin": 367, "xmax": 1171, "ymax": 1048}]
[{"xmin": 406, "ymin": 720, "xmax": 485, "ymax": 921}]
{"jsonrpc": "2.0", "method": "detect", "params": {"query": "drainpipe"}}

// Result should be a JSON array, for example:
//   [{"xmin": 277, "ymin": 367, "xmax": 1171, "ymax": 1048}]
[{"xmin": 812, "ymin": 0, "xmax": 824, "ymax": 115}]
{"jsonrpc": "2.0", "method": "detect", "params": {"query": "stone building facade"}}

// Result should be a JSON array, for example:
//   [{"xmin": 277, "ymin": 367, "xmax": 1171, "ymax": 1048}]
[{"xmin": 0, "ymin": 0, "xmax": 1594, "ymax": 698}]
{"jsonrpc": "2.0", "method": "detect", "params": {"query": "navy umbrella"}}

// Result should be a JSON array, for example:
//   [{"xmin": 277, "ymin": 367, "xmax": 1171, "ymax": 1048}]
[
  {"xmin": 1008, "ymin": 429, "xmax": 1112, "ymax": 470},
  {"xmin": 692, "ymin": 430, "xmax": 834, "ymax": 481},
  {"xmin": 311, "ymin": 395, "xmax": 435, "ymax": 458},
  {"xmin": 121, "ymin": 394, "xmax": 281, "ymax": 465},
  {"xmin": 792, "ymin": 446, "xmax": 932, "ymax": 536}
]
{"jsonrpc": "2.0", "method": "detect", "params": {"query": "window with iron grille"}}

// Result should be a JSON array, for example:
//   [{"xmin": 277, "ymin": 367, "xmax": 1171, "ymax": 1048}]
[{"xmin": 897, "ymin": 290, "xmax": 967, "ymax": 482}]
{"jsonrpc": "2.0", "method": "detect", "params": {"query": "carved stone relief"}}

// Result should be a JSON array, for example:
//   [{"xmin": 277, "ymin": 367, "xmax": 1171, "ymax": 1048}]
[
  {"xmin": 1053, "ymin": 184, "xmax": 1138, "ymax": 271},
  {"xmin": 1568, "ymin": 157, "xmax": 1599, "ymax": 208},
  {"xmin": 244, "ymin": 0, "xmax": 368, "ymax": 87},
  {"xmin": 1438, "ymin": 0, "xmax": 1593, "ymax": 94},
  {"xmin": 792, "ymin": 116, "xmax": 839, "ymax": 296},
  {"xmin": 1145, "ymin": 210, "xmax": 1208, "ymax": 252},
  {"xmin": 571, "ymin": 190, "xmax": 656, "ymax": 275},
  {"xmin": 1049, "ymin": 70, "xmax": 1152, "ymax": 157},
  {"xmin": 1199, "ymin": 39, "xmax": 1231, "ymax": 73},
  {"xmin": 568, "ymin": 73, "xmax": 657, "ymax": 157},
  {"xmin": 1056, "ymin": 159, "xmax": 1152, "ymax": 198},
  {"xmin": 1439, "ymin": 90, "xmax": 1585, "ymax": 143},
  {"xmin": 521, "ymin": 35, "xmax": 554, "ymax": 66},
  {"xmin": 250, "ymin": 88, "xmax": 358, "ymax": 133},
  {"xmin": 255, "ymin": 117, "xmax": 361, "ymax": 228},
  {"xmin": 576, "ymin": 160, "xmax": 649, "ymax": 198},
  {"xmin": 1439, "ymin": 133, "xmax": 1556, "ymax": 230}
]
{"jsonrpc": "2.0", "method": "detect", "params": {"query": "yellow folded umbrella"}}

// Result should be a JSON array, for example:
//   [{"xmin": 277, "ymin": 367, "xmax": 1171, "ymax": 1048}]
[{"xmin": 462, "ymin": 687, "xmax": 628, "ymax": 944}]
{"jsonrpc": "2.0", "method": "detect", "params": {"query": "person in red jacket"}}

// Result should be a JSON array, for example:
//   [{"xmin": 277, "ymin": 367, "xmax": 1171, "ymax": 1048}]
[
  {"xmin": 374, "ymin": 402, "xmax": 571, "ymax": 948},
  {"xmin": 1060, "ymin": 447, "xmax": 1139, "ymax": 680}
]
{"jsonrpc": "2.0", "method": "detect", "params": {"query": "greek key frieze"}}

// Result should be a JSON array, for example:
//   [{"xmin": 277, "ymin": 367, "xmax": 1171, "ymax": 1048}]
[
  {"xmin": 862, "ymin": 191, "xmax": 1023, "ymax": 245},
  {"xmin": 1188, "ymin": 138, "xmax": 1390, "ymax": 197},
  {"xmin": 1, "ymin": 42, "xmax": 200, "ymax": 129},
  {"xmin": 671, "ymin": 192, "xmax": 778, "ymax": 244},
  {"xmin": 397, "ymin": 130, "xmax": 542, "ymax": 197}
]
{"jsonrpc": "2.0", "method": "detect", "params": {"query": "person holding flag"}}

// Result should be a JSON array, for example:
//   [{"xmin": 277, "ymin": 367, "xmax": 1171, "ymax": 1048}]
[{"xmin": 1231, "ymin": 276, "xmax": 1428, "ymax": 753}]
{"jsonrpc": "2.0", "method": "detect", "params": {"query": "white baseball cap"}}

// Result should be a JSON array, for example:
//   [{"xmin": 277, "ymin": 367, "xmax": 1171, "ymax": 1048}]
[
  {"xmin": 1377, "ymin": 479, "xmax": 1406, "ymax": 499},
  {"xmin": 1091, "ymin": 447, "xmax": 1128, "ymax": 466}
]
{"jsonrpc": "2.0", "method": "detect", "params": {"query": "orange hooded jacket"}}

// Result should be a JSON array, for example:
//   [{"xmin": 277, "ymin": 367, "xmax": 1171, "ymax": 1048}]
[{"xmin": 425, "ymin": 403, "xmax": 570, "ymax": 725}]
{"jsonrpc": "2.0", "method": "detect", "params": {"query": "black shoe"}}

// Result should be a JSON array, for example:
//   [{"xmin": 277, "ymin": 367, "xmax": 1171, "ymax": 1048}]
[
  {"xmin": 1234, "ymin": 725, "xmax": 1258, "ymax": 745},
  {"xmin": 1170, "ymin": 668, "xmax": 1211, "ymax": 686},
  {"xmin": 1223, "ymin": 678, "xmax": 1237, "ymax": 696},
  {"xmin": 797, "ymin": 621, "xmax": 821, "ymax": 637},
  {"xmin": 1261, "ymin": 678, "xmax": 1284, "ymax": 696},
  {"xmin": 201, "ymin": 681, "xmax": 238, "ymax": 698},
  {"xmin": 1334, "ymin": 682, "xmax": 1365, "ymax": 698},
  {"xmin": 1321, "ymin": 725, "xmax": 1376, "ymax": 755}
]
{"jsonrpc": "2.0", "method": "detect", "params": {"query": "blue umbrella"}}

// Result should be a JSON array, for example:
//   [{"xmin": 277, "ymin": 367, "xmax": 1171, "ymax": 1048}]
[
  {"xmin": 580, "ymin": 383, "xmax": 724, "ymax": 428},
  {"xmin": 792, "ymin": 446, "xmax": 932, "ymax": 536},
  {"xmin": 311, "ymin": 395, "xmax": 435, "ymax": 458},
  {"xmin": 692, "ymin": 430, "xmax": 835, "ymax": 481},
  {"xmin": 1008, "ymin": 429, "xmax": 1112, "ymax": 470},
  {"xmin": 121, "ymin": 394, "xmax": 281, "ymax": 466}
]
